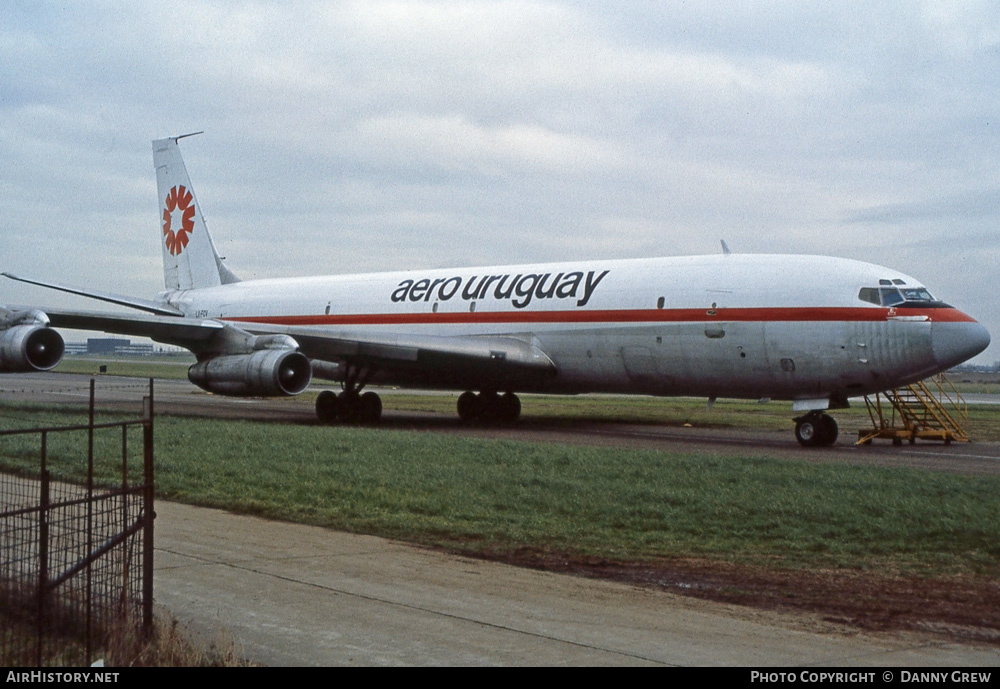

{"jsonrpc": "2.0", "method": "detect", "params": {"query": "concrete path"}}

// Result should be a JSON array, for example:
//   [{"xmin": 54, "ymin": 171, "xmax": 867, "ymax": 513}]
[{"xmin": 153, "ymin": 501, "xmax": 998, "ymax": 666}]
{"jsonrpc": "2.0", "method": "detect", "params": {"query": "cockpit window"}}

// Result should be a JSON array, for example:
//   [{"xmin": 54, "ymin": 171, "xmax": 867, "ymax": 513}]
[
  {"xmin": 858, "ymin": 286, "xmax": 943, "ymax": 307},
  {"xmin": 858, "ymin": 288, "xmax": 880, "ymax": 305},
  {"xmin": 900, "ymin": 288, "xmax": 935, "ymax": 302},
  {"xmin": 880, "ymin": 288, "xmax": 905, "ymax": 306}
]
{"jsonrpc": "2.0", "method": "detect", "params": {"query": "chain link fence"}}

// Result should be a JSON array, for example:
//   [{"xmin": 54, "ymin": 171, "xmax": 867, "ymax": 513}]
[{"xmin": 1, "ymin": 379, "xmax": 154, "ymax": 666}]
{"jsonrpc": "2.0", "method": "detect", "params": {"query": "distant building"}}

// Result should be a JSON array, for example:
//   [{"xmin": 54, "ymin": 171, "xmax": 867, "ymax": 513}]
[
  {"xmin": 88, "ymin": 338, "xmax": 130, "ymax": 354},
  {"xmin": 64, "ymin": 338, "xmax": 155, "ymax": 356}
]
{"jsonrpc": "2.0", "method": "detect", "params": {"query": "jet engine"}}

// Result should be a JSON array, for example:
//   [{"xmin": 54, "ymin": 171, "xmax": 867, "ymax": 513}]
[
  {"xmin": 187, "ymin": 333, "xmax": 312, "ymax": 396},
  {"xmin": 0, "ymin": 309, "xmax": 65, "ymax": 372}
]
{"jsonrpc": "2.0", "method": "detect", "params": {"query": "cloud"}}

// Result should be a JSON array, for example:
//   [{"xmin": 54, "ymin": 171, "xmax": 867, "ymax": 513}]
[
  {"xmin": 845, "ymin": 190, "xmax": 1000, "ymax": 225},
  {"xmin": 1, "ymin": 1, "xmax": 998, "ymax": 361}
]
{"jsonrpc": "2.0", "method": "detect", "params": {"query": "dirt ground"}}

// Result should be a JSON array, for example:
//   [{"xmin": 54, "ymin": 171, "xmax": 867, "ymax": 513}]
[{"xmin": 492, "ymin": 550, "xmax": 1000, "ymax": 646}]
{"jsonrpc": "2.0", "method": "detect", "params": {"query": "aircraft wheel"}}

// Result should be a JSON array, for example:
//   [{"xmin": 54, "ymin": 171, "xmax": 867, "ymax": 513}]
[
  {"xmin": 794, "ymin": 417, "xmax": 820, "ymax": 447},
  {"xmin": 338, "ymin": 390, "xmax": 360, "ymax": 423},
  {"xmin": 316, "ymin": 390, "xmax": 340, "ymax": 424},
  {"xmin": 499, "ymin": 392, "xmax": 521, "ymax": 424},
  {"xmin": 457, "ymin": 391, "xmax": 479, "ymax": 422},
  {"xmin": 818, "ymin": 414, "xmax": 838, "ymax": 446},
  {"xmin": 358, "ymin": 391, "xmax": 382, "ymax": 425},
  {"xmin": 478, "ymin": 391, "xmax": 502, "ymax": 424}
]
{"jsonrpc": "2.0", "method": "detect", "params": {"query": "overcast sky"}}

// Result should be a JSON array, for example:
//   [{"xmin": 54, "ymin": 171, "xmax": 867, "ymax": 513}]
[{"xmin": 2, "ymin": 1, "xmax": 998, "ymax": 364}]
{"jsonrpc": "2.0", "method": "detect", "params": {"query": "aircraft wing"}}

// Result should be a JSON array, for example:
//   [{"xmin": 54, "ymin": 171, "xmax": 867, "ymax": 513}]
[
  {"xmin": 3, "ymin": 306, "xmax": 556, "ymax": 391},
  {"xmin": 43, "ymin": 308, "xmax": 224, "ymax": 346},
  {"xmin": 228, "ymin": 320, "xmax": 557, "ymax": 390}
]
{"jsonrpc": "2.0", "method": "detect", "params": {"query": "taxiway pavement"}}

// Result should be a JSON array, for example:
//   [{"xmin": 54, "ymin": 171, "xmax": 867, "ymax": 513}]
[{"xmin": 154, "ymin": 500, "xmax": 998, "ymax": 666}]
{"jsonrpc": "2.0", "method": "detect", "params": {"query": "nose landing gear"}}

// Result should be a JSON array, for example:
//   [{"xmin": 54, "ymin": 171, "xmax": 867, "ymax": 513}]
[{"xmin": 793, "ymin": 412, "xmax": 839, "ymax": 447}]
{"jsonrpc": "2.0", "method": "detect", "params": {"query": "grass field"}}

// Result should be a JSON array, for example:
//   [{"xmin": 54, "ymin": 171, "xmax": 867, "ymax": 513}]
[{"xmin": 1, "ymin": 398, "xmax": 998, "ymax": 577}]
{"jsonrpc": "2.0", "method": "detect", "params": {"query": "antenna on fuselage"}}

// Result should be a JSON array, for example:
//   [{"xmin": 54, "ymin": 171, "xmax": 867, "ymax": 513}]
[{"xmin": 720, "ymin": 240, "xmax": 732, "ymax": 255}]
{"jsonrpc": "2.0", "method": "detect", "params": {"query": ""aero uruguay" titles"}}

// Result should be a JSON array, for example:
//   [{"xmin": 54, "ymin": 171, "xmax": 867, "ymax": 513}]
[{"xmin": 391, "ymin": 270, "xmax": 610, "ymax": 309}]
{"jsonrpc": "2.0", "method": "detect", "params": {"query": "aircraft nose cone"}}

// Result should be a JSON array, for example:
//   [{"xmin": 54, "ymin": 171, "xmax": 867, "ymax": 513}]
[{"xmin": 932, "ymin": 319, "xmax": 991, "ymax": 370}]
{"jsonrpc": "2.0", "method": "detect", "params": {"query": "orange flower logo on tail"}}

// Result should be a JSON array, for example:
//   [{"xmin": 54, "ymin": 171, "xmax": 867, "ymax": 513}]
[{"xmin": 163, "ymin": 185, "xmax": 195, "ymax": 256}]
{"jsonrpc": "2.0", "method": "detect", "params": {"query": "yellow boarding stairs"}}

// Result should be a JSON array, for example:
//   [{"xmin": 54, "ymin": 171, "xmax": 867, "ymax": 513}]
[{"xmin": 857, "ymin": 374, "xmax": 970, "ymax": 446}]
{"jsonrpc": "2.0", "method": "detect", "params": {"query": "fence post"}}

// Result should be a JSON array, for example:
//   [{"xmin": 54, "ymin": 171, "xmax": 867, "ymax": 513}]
[
  {"xmin": 142, "ymin": 378, "xmax": 155, "ymax": 636},
  {"xmin": 85, "ymin": 379, "xmax": 94, "ymax": 666},
  {"xmin": 36, "ymin": 431, "xmax": 49, "ymax": 667}
]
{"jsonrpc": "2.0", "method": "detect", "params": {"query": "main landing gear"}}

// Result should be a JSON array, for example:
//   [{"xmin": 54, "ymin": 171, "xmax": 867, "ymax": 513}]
[
  {"xmin": 793, "ymin": 412, "xmax": 839, "ymax": 447},
  {"xmin": 315, "ymin": 366, "xmax": 382, "ymax": 425},
  {"xmin": 316, "ymin": 389, "xmax": 382, "ymax": 425},
  {"xmin": 456, "ymin": 391, "xmax": 521, "ymax": 424}
]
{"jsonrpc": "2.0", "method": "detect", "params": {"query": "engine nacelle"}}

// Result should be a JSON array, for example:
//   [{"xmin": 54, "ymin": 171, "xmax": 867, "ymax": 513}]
[
  {"xmin": 188, "ymin": 349, "xmax": 312, "ymax": 396},
  {"xmin": 0, "ymin": 323, "xmax": 65, "ymax": 372}
]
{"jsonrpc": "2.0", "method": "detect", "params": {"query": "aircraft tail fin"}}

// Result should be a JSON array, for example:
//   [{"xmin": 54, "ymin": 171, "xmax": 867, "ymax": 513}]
[{"xmin": 153, "ymin": 134, "xmax": 240, "ymax": 291}]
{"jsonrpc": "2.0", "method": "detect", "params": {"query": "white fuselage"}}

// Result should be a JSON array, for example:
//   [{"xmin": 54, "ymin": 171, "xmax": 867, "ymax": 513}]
[{"xmin": 163, "ymin": 253, "xmax": 988, "ymax": 403}]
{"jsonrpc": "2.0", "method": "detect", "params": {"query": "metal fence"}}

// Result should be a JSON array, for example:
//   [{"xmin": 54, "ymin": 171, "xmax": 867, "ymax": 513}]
[{"xmin": 0, "ymin": 379, "xmax": 154, "ymax": 666}]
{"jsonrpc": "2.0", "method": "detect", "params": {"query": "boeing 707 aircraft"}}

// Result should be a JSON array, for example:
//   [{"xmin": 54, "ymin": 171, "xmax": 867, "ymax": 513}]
[{"xmin": 1, "ymin": 135, "xmax": 990, "ymax": 446}]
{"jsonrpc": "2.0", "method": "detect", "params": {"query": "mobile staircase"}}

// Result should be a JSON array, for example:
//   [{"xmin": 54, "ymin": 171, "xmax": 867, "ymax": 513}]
[{"xmin": 857, "ymin": 374, "xmax": 970, "ymax": 446}]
